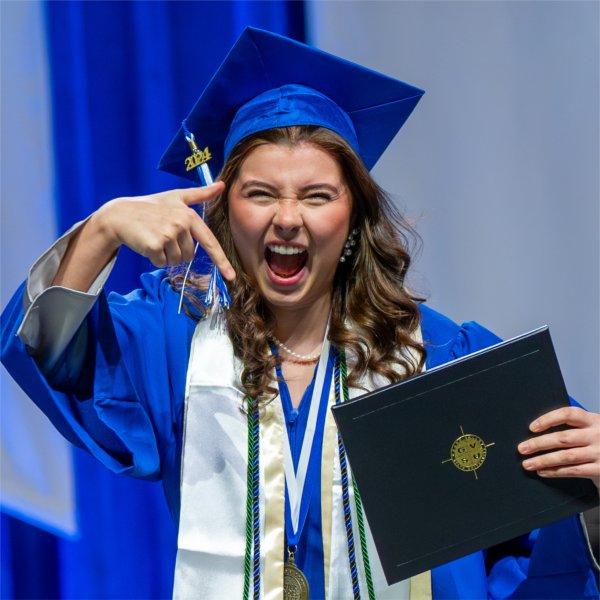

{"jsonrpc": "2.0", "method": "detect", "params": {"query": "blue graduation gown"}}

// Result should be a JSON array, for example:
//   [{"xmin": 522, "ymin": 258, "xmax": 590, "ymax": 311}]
[{"xmin": 1, "ymin": 269, "xmax": 598, "ymax": 598}]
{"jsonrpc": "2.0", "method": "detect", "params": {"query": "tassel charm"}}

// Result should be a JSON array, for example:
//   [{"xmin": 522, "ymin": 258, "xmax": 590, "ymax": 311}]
[{"xmin": 178, "ymin": 121, "xmax": 231, "ymax": 313}]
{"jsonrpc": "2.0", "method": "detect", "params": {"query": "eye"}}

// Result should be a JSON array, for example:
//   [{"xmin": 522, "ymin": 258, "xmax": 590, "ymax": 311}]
[
  {"xmin": 248, "ymin": 190, "xmax": 271, "ymax": 197},
  {"xmin": 304, "ymin": 193, "xmax": 332, "ymax": 204},
  {"xmin": 247, "ymin": 190, "xmax": 275, "ymax": 201}
]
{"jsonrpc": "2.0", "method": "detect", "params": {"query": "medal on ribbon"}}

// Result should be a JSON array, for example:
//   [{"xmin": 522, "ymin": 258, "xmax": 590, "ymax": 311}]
[
  {"xmin": 281, "ymin": 338, "xmax": 333, "ymax": 600},
  {"xmin": 283, "ymin": 546, "xmax": 310, "ymax": 600}
]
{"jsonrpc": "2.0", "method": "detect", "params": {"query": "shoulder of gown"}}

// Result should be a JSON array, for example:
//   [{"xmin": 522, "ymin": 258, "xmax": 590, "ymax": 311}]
[
  {"xmin": 1, "ymin": 269, "xmax": 198, "ymax": 491},
  {"xmin": 418, "ymin": 302, "xmax": 501, "ymax": 369}
]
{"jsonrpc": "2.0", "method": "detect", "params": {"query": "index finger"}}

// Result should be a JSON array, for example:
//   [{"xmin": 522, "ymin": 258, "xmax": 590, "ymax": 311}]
[
  {"xmin": 530, "ymin": 406, "xmax": 590, "ymax": 432},
  {"xmin": 180, "ymin": 181, "xmax": 225, "ymax": 206},
  {"xmin": 189, "ymin": 216, "xmax": 236, "ymax": 282}
]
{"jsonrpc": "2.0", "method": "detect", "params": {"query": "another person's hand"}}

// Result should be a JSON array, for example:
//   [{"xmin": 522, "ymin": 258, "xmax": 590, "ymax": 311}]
[
  {"xmin": 518, "ymin": 407, "xmax": 600, "ymax": 490},
  {"xmin": 97, "ymin": 181, "xmax": 235, "ymax": 280}
]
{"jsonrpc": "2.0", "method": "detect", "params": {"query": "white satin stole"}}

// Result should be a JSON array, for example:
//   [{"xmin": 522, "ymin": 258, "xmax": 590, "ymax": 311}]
[{"xmin": 173, "ymin": 313, "xmax": 431, "ymax": 599}]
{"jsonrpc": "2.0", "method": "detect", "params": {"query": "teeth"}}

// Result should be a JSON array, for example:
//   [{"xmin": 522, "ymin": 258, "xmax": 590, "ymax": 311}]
[{"xmin": 268, "ymin": 245, "xmax": 306, "ymax": 255}]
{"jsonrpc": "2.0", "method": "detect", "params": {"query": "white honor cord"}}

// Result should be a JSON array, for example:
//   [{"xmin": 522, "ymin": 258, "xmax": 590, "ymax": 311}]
[{"xmin": 282, "ymin": 336, "xmax": 332, "ymax": 533}]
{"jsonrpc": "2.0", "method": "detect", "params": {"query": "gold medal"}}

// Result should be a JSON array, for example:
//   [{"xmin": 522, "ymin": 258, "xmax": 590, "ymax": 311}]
[{"xmin": 283, "ymin": 549, "xmax": 309, "ymax": 600}]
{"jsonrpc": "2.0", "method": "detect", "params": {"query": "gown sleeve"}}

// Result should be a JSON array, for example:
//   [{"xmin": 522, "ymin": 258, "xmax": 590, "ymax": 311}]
[
  {"xmin": 449, "ymin": 320, "xmax": 600, "ymax": 599},
  {"xmin": 1, "ymin": 223, "xmax": 195, "ymax": 483},
  {"xmin": 16, "ymin": 216, "xmax": 117, "ymax": 373}
]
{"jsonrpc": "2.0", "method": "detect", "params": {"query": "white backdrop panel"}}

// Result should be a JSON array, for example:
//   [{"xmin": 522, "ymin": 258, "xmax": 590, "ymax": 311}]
[
  {"xmin": 307, "ymin": 0, "xmax": 599, "ymax": 411},
  {"xmin": 1, "ymin": 0, "xmax": 77, "ymax": 536}
]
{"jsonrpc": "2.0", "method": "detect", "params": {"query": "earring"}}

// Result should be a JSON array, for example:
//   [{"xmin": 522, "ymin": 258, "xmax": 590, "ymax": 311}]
[{"xmin": 339, "ymin": 228, "xmax": 359, "ymax": 263}]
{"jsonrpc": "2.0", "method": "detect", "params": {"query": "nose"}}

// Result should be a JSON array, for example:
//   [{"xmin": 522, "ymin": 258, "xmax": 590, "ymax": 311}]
[{"xmin": 272, "ymin": 198, "xmax": 303, "ymax": 235}]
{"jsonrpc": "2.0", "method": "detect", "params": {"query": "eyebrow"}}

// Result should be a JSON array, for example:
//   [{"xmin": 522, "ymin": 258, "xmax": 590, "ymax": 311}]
[{"xmin": 239, "ymin": 180, "xmax": 340, "ymax": 194}]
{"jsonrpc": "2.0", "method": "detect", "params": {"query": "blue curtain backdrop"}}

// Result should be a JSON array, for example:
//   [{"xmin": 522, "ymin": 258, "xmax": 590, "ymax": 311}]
[{"xmin": 1, "ymin": 2, "xmax": 305, "ymax": 598}]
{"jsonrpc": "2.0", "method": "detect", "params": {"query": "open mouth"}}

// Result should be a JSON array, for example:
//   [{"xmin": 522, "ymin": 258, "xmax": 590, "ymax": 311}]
[{"xmin": 265, "ymin": 245, "xmax": 308, "ymax": 279}]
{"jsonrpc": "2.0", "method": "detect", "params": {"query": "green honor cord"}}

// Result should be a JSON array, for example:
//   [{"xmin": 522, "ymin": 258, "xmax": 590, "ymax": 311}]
[
  {"xmin": 243, "ymin": 406, "xmax": 260, "ymax": 600},
  {"xmin": 242, "ymin": 351, "xmax": 375, "ymax": 599}
]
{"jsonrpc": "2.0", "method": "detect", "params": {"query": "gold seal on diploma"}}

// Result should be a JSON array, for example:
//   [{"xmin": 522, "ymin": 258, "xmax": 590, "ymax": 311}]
[{"xmin": 442, "ymin": 425, "xmax": 495, "ymax": 479}]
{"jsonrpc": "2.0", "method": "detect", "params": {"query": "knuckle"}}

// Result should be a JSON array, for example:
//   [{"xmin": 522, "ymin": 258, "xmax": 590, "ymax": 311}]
[
  {"xmin": 170, "ymin": 220, "xmax": 184, "ymax": 235},
  {"xmin": 179, "ymin": 212, "xmax": 194, "ymax": 229},
  {"xmin": 163, "ymin": 230, "xmax": 178, "ymax": 245},
  {"xmin": 183, "ymin": 218, "xmax": 194, "ymax": 233},
  {"xmin": 563, "ymin": 450, "xmax": 577, "ymax": 464},
  {"xmin": 146, "ymin": 240, "xmax": 163, "ymax": 254},
  {"xmin": 185, "ymin": 207, "xmax": 198, "ymax": 222},
  {"xmin": 180, "ymin": 215, "xmax": 193, "ymax": 232},
  {"xmin": 557, "ymin": 431, "xmax": 571, "ymax": 446}
]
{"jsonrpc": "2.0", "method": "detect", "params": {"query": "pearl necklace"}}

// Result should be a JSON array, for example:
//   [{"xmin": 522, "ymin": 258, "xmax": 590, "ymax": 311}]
[{"xmin": 271, "ymin": 335, "xmax": 321, "ymax": 363}]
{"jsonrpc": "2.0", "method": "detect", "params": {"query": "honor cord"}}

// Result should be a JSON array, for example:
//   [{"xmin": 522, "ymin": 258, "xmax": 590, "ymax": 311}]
[
  {"xmin": 243, "ymin": 405, "xmax": 260, "ymax": 600},
  {"xmin": 243, "ymin": 350, "xmax": 375, "ymax": 599},
  {"xmin": 337, "ymin": 352, "xmax": 375, "ymax": 600}
]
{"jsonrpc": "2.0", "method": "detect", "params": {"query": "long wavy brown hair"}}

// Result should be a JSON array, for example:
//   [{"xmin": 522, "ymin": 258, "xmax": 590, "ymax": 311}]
[{"xmin": 170, "ymin": 126, "xmax": 426, "ymax": 406}]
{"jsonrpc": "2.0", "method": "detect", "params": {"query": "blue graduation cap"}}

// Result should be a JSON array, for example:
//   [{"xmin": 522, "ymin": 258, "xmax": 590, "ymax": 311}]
[{"xmin": 158, "ymin": 26, "xmax": 424, "ymax": 180}]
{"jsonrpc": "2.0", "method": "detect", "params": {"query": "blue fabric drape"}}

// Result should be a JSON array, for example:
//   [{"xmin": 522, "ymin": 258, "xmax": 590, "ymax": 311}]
[{"xmin": 0, "ymin": 2, "xmax": 305, "ymax": 598}]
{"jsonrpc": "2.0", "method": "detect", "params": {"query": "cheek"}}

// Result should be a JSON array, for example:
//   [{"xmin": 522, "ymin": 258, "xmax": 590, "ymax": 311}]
[
  {"xmin": 311, "ymin": 206, "xmax": 351, "ymax": 260},
  {"xmin": 229, "ymin": 200, "xmax": 264, "ymax": 255}
]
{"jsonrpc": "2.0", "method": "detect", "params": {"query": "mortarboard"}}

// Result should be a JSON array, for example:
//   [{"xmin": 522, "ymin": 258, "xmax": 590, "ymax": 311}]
[{"xmin": 158, "ymin": 26, "xmax": 425, "ymax": 180}]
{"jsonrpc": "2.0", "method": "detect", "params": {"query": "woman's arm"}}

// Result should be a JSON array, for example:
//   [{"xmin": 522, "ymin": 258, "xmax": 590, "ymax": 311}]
[
  {"xmin": 50, "ymin": 209, "xmax": 120, "ymax": 291},
  {"xmin": 52, "ymin": 181, "xmax": 233, "ymax": 292},
  {"xmin": 2, "ymin": 182, "xmax": 229, "ymax": 482},
  {"xmin": 20, "ymin": 182, "xmax": 229, "ymax": 370}
]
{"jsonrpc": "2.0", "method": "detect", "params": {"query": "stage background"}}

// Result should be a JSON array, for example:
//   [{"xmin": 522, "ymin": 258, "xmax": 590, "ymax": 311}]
[
  {"xmin": 308, "ymin": 0, "xmax": 599, "ymax": 413},
  {"xmin": 1, "ymin": 1, "xmax": 598, "ymax": 598},
  {"xmin": 1, "ymin": 2, "xmax": 304, "ymax": 598}
]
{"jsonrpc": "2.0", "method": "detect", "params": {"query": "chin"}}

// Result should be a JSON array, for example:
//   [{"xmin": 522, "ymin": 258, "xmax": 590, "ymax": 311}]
[
  {"xmin": 257, "ymin": 269, "xmax": 334, "ymax": 312},
  {"xmin": 258, "ymin": 281, "xmax": 308, "ymax": 308}
]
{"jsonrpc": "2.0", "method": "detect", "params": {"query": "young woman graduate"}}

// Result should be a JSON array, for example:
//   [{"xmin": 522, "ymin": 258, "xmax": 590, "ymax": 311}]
[{"xmin": 1, "ymin": 27, "xmax": 599, "ymax": 600}]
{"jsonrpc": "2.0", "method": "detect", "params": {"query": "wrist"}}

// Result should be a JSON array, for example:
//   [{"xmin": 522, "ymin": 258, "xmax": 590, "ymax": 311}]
[{"xmin": 91, "ymin": 200, "xmax": 124, "ymax": 252}]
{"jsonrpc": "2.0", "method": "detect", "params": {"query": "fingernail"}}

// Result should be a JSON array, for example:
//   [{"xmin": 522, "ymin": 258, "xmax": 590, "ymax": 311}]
[
  {"xmin": 538, "ymin": 471, "xmax": 549, "ymax": 477},
  {"xmin": 530, "ymin": 420, "xmax": 541, "ymax": 431},
  {"xmin": 518, "ymin": 442, "xmax": 530, "ymax": 453},
  {"xmin": 522, "ymin": 460, "xmax": 534, "ymax": 470}
]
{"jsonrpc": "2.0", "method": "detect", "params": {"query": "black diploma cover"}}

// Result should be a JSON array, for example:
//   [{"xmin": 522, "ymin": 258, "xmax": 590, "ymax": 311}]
[{"xmin": 332, "ymin": 327, "xmax": 598, "ymax": 584}]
